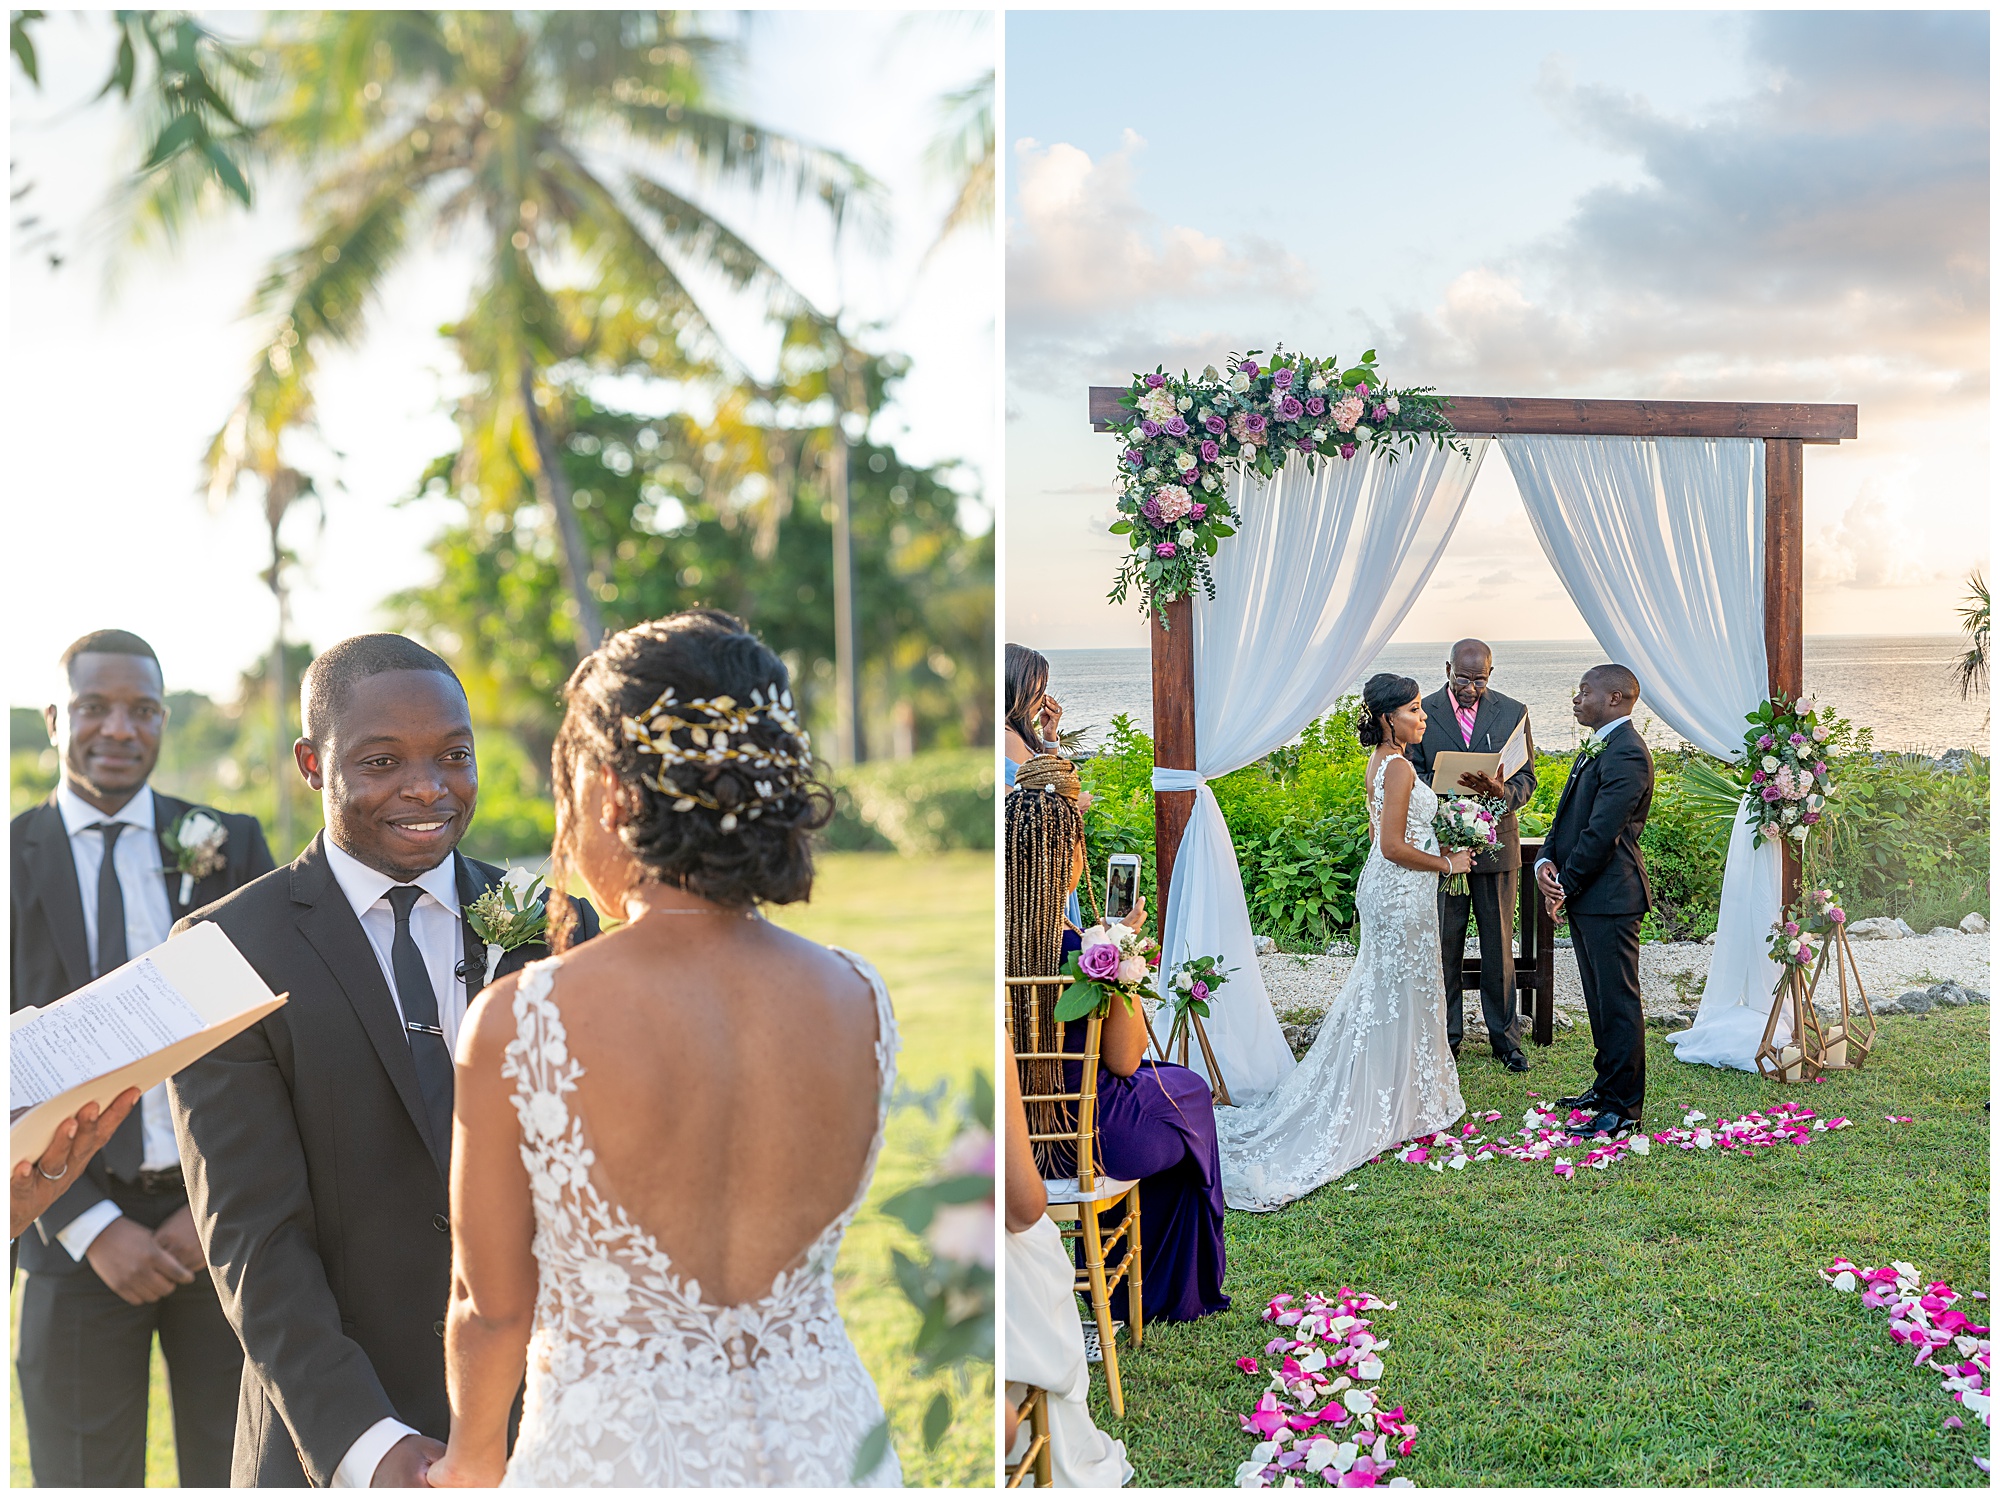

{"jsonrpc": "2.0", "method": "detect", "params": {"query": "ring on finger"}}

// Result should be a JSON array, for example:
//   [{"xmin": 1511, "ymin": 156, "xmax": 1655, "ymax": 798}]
[{"xmin": 37, "ymin": 1160, "xmax": 69, "ymax": 1182}]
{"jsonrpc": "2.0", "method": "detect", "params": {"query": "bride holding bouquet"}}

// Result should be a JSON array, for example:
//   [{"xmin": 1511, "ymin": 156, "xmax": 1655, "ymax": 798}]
[{"xmin": 1216, "ymin": 674, "xmax": 1472, "ymax": 1212}]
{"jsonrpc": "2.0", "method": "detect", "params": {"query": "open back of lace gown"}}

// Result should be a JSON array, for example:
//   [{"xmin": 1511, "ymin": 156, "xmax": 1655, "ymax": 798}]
[{"xmin": 500, "ymin": 950, "xmax": 902, "ymax": 1487}]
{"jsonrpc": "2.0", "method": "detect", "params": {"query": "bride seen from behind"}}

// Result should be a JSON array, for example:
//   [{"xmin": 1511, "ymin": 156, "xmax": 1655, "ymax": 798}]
[
  {"xmin": 428, "ymin": 610, "xmax": 900, "ymax": 1487},
  {"xmin": 1216, "ymin": 675, "xmax": 1470, "ymax": 1213}
]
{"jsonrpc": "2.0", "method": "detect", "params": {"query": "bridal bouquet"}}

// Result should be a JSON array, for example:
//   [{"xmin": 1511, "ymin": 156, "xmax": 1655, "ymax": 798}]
[
  {"xmin": 1432, "ymin": 798, "xmax": 1499, "ymax": 895},
  {"xmin": 1743, "ymin": 695, "xmax": 1838, "ymax": 851},
  {"xmin": 1054, "ymin": 921, "xmax": 1160, "ymax": 1022}
]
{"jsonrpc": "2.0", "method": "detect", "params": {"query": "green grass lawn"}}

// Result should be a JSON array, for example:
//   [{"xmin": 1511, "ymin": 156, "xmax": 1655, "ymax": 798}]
[
  {"xmin": 11, "ymin": 850, "xmax": 994, "ymax": 1488},
  {"xmin": 1092, "ymin": 1006, "xmax": 1990, "ymax": 1487}
]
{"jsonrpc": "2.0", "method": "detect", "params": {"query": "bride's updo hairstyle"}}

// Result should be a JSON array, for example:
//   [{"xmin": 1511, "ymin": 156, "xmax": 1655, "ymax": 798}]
[
  {"xmin": 1357, "ymin": 672, "xmax": 1422, "ymax": 746},
  {"xmin": 548, "ymin": 609, "xmax": 833, "ymax": 947}
]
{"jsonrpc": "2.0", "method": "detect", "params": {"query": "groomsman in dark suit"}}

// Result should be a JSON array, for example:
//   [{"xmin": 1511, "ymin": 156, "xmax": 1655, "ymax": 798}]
[
  {"xmin": 1408, "ymin": 639, "xmax": 1537, "ymax": 1071},
  {"xmin": 1535, "ymin": 664, "xmax": 1655, "ymax": 1138},
  {"xmin": 168, "ymin": 634, "xmax": 598, "ymax": 1487},
  {"xmin": 11, "ymin": 628, "xmax": 274, "ymax": 1487}
]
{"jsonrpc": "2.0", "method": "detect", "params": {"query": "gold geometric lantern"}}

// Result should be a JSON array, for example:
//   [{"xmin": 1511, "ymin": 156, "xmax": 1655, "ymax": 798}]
[
  {"xmin": 1755, "ymin": 959, "xmax": 1826, "ymax": 1083},
  {"xmin": 1804, "ymin": 921, "xmax": 1876, "ymax": 1070}
]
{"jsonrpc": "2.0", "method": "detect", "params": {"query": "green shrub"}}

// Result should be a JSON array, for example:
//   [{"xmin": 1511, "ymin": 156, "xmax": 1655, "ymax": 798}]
[
  {"xmin": 1825, "ymin": 753, "xmax": 1990, "ymax": 929},
  {"xmin": 826, "ymin": 748, "xmax": 995, "ymax": 856}
]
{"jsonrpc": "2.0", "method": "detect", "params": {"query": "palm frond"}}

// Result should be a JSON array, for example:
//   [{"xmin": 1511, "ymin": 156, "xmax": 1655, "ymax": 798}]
[
  {"xmin": 1678, "ymin": 756, "xmax": 1749, "ymax": 858},
  {"xmin": 1954, "ymin": 571, "xmax": 1988, "ymax": 701}
]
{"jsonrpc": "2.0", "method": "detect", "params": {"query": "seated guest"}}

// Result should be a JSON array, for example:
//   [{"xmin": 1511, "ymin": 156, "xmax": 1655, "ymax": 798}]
[
  {"xmin": 1004, "ymin": 1035, "xmax": 1132, "ymax": 1488},
  {"xmin": 1004, "ymin": 644, "xmax": 1059, "ymax": 786},
  {"xmin": 1005, "ymin": 753, "xmax": 1228, "ymax": 1324}
]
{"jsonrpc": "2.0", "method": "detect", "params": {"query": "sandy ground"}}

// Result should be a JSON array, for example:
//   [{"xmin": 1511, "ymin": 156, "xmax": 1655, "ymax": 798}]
[{"xmin": 1260, "ymin": 927, "xmax": 1990, "ymax": 1038}]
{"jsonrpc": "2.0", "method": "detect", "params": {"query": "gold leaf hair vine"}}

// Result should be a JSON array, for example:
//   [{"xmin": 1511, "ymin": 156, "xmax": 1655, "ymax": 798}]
[{"xmin": 620, "ymin": 683, "xmax": 813, "ymax": 832}]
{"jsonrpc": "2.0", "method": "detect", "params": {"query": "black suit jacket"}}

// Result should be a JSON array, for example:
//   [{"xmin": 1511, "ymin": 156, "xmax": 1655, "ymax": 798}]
[
  {"xmin": 1541, "ymin": 721, "xmax": 1655, "ymax": 916},
  {"xmin": 1408, "ymin": 687, "xmax": 1537, "ymax": 874},
  {"xmin": 166, "ymin": 833, "xmax": 600, "ymax": 1487},
  {"xmin": 10, "ymin": 788, "xmax": 275, "ymax": 1274}
]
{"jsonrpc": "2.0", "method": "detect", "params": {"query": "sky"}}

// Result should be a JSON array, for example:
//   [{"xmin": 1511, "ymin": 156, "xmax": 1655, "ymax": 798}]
[
  {"xmin": 8, "ymin": 10, "xmax": 994, "ymax": 705},
  {"xmin": 1004, "ymin": 10, "xmax": 1990, "ymax": 650}
]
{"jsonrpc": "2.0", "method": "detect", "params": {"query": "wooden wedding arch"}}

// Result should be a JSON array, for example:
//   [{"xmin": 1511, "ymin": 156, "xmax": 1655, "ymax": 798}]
[{"xmin": 1086, "ymin": 390, "xmax": 1858, "ymax": 1038}]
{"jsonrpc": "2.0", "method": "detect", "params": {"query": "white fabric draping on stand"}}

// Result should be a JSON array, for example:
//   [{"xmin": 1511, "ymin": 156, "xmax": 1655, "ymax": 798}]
[
  {"xmin": 1498, "ymin": 435, "xmax": 1783, "ymax": 1070},
  {"xmin": 1159, "ymin": 438, "xmax": 1488, "ymax": 1103}
]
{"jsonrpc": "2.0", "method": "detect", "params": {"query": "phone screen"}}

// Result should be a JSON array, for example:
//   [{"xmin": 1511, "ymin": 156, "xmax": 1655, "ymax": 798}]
[{"xmin": 1106, "ymin": 859, "xmax": 1140, "ymax": 921}]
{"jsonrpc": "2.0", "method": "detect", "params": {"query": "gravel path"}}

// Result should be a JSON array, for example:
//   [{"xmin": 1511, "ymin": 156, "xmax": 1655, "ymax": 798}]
[{"xmin": 1260, "ymin": 928, "xmax": 1990, "ymax": 1044}]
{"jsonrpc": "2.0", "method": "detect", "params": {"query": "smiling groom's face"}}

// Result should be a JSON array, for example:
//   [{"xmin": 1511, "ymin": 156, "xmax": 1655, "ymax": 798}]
[{"xmin": 297, "ymin": 669, "xmax": 478, "ymax": 881}]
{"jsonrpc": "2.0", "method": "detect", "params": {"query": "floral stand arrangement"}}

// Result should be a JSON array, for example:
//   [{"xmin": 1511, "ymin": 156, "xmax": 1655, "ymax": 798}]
[{"xmin": 1157, "ymin": 954, "xmax": 1235, "ymax": 1106}]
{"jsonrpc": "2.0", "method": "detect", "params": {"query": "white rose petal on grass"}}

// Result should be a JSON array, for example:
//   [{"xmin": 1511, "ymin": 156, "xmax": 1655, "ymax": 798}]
[
  {"xmin": 1304, "ymin": 1439, "xmax": 1338, "ymax": 1474},
  {"xmin": 1341, "ymin": 1389, "xmax": 1375, "ymax": 1416},
  {"xmin": 1357, "ymin": 1355, "xmax": 1384, "ymax": 1381}
]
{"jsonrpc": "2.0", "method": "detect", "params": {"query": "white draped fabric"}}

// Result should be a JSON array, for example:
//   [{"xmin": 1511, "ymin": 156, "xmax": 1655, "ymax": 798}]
[
  {"xmin": 1497, "ymin": 435, "xmax": 1784, "ymax": 1070},
  {"xmin": 1157, "ymin": 437, "xmax": 1488, "ymax": 1103}
]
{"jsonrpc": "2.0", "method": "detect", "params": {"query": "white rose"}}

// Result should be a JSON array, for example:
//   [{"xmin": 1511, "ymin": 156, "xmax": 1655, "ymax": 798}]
[
  {"xmin": 1177, "ymin": 394, "xmax": 1192, "ymax": 412},
  {"xmin": 1178, "ymin": 528, "xmax": 1195, "ymax": 545},
  {"xmin": 1762, "ymin": 755, "xmax": 1780, "ymax": 773},
  {"xmin": 1175, "ymin": 970, "xmax": 1194, "ymax": 992},
  {"xmin": 501, "ymin": 866, "xmax": 538, "ymax": 900},
  {"xmin": 180, "ymin": 810, "xmax": 224, "ymax": 847},
  {"xmin": 1143, "ymin": 467, "xmax": 1160, "ymax": 482},
  {"xmin": 1385, "ymin": 395, "xmax": 1400, "ymax": 415},
  {"xmin": 1353, "ymin": 424, "xmax": 1373, "ymax": 441},
  {"xmin": 1307, "ymin": 373, "xmax": 1327, "ymax": 391},
  {"xmin": 1312, "ymin": 428, "xmax": 1327, "ymax": 443},
  {"xmin": 1201, "ymin": 472, "xmax": 1219, "ymax": 491},
  {"xmin": 1229, "ymin": 371, "xmax": 1251, "ymax": 393},
  {"xmin": 1791, "ymin": 824, "xmax": 1810, "ymax": 842}
]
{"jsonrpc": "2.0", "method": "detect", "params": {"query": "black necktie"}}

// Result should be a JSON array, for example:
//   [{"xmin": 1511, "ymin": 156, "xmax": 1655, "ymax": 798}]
[
  {"xmin": 92, "ymin": 823, "xmax": 129, "ymax": 977},
  {"xmin": 92, "ymin": 822, "xmax": 143, "ymax": 1180},
  {"xmin": 385, "ymin": 886, "xmax": 455, "ymax": 1165}
]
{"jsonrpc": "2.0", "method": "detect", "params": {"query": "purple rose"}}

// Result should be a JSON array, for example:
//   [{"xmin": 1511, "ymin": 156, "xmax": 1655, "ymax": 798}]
[
  {"xmin": 1340, "ymin": 442, "xmax": 1357, "ymax": 459},
  {"xmin": 1802, "ymin": 811, "xmax": 1820, "ymax": 825},
  {"xmin": 1789, "ymin": 732, "xmax": 1807, "ymax": 746},
  {"xmin": 1813, "ymin": 761, "xmax": 1827, "ymax": 775},
  {"xmin": 1204, "ymin": 414, "xmax": 1227, "ymax": 435},
  {"xmin": 1165, "ymin": 415, "xmax": 1189, "ymax": 437},
  {"xmin": 1145, "ymin": 373, "xmax": 1166, "ymax": 388},
  {"xmin": 1190, "ymin": 502, "xmax": 1207, "ymax": 520},
  {"xmin": 1140, "ymin": 419, "xmax": 1161, "ymax": 438},
  {"xmin": 1757, "ymin": 733, "xmax": 1774, "ymax": 749},
  {"xmin": 1190, "ymin": 978, "xmax": 1210, "ymax": 1002},
  {"xmin": 1155, "ymin": 542, "xmax": 1177, "ymax": 558},
  {"xmin": 1355, "ymin": 382, "xmax": 1370, "ymax": 396},
  {"xmin": 1373, "ymin": 405, "xmax": 1389, "ymax": 422},
  {"xmin": 1199, "ymin": 439, "xmax": 1220, "ymax": 462},
  {"xmin": 1279, "ymin": 395, "xmax": 1304, "ymax": 420},
  {"xmin": 1305, "ymin": 395, "xmax": 1326, "ymax": 417},
  {"xmin": 1296, "ymin": 437, "xmax": 1314, "ymax": 451},
  {"xmin": 1240, "ymin": 359, "xmax": 1260, "ymax": 377},
  {"xmin": 1140, "ymin": 497, "xmax": 1163, "ymax": 525},
  {"xmin": 1761, "ymin": 786, "xmax": 1782, "ymax": 802},
  {"xmin": 1273, "ymin": 368, "xmax": 1294, "ymax": 389},
  {"xmin": 1751, "ymin": 769, "xmax": 1767, "ymax": 785},
  {"xmin": 1124, "ymin": 447, "xmax": 1145, "ymax": 466},
  {"xmin": 1244, "ymin": 412, "xmax": 1268, "ymax": 434},
  {"xmin": 1829, "ymin": 906, "xmax": 1845, "ymax": 923},
  {"xmin": 1078, "ymin": 942, "xmax": 1120, "ymax": 980}
]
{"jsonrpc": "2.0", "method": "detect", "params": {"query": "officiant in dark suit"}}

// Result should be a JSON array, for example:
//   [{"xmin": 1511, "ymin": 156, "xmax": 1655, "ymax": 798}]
[
  {"xmin": 1407, "ymin": 639, "xmax": 1537, "ymax": 1072},
  {"xmin": 167, "ymin": 634, "xmax": 599, "ymax": 1487},
  {"xmin": 11, "ymin": 628, "xmax": 274, "ymax": 1487}
]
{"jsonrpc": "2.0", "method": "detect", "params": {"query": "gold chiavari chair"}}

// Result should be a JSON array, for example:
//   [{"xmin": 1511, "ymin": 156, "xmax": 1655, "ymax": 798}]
[
  {"xmin": 1004, "ymin": 1384, "xmax": 1051, "ymax": 1488},
  {"xmin": 1006, "ymin": 975, "xmax": 1144, "ymax": 1418}
]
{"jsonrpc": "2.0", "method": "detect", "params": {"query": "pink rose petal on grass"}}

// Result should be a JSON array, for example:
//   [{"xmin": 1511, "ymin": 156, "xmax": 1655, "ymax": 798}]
[{"xmin": 1237, "ymin": 1357, "xmax": 1260, "ymax": 1375}]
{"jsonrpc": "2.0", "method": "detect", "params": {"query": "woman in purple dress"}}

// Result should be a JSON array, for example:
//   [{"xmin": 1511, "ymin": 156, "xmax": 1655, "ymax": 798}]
[{"xmin": 1004, "ymin": 753, "xmax": 1229, "ymax": 1324}]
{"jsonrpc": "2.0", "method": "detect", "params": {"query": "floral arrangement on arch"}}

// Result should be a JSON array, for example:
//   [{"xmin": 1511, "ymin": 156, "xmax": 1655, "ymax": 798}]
[
  {"xmin": 1742, "ymin": 695, "xmax": 1837, "ymax": 850},
  {"xmin": 1104, "ymin": 349, "xmax": 1461, "ymax": 617},
  {"xmin": 1054, "ymin": 920, "xmax": 1160, "ymax": 1022}
]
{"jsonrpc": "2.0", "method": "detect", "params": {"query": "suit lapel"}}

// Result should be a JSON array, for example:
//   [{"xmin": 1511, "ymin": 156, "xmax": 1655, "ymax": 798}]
[
  {"xmin": 289, "ymin": 836, "xmax": 447, "ymax": 1175},
  {"xmin": 153, "ymin": 790, "xmax": 194, "ymax": 921},
  {"xmin": 1470, "ymin": 692, "xmax": 1503, "ymax": 752},
  {"xmin": 1550, "ymin": 743, "xmax": 1599, "ymax": 846},
  {"xmin": 24, "ymin": 799, "xmax": 92, "ymax": 992},
  {"xmin": 454, "ymin": 855, "xmax": 502, "ymax": 1002}
]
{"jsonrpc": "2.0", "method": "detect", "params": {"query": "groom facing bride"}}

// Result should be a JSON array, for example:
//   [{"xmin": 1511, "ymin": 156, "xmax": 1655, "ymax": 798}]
[{"xmin": 167, "ymin": 635, "xmax": 598, "ymax": 1485}]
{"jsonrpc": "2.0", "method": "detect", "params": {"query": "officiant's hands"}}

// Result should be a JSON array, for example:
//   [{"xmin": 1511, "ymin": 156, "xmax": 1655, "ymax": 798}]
[
  {"xmin": 1461, "ymin": 770, "xmax": 1510, "ymax": 801},
  {"xmin": 86, "ymin": 1215, "xmax": 197, "ymax": 1304},
  {"xmin": 373, "ymin": 1433, "xmax": 446, "ymax": 1486},
  {"xmin": 9, "ymin": 1088, "xmax": 141, "ymax": 1239}
]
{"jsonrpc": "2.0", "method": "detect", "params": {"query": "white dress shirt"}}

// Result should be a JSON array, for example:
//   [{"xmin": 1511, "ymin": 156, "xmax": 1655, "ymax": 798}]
[
  {"xmin": 320, "ymin": 837, "xmax": 468, "ymax": 1488},
  {"xmin": 51, "ymin": 781, "xmax": 184, "ymax": 1260},
  {"xmin": 1536, "ymin": 716, "xmax": 1635, "ymax": 876}
]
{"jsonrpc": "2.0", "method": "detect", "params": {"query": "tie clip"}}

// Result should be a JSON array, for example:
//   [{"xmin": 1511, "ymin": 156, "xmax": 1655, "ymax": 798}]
[{"xmin": 406, "ymin": 1022, "xmax": 446, "ymax": 1039}]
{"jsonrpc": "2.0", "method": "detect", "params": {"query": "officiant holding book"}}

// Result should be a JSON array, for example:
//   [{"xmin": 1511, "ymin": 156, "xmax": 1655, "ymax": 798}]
[{"xmin": 1408, "ymin": 639, "xmax": 1537, "ymax": 1071}]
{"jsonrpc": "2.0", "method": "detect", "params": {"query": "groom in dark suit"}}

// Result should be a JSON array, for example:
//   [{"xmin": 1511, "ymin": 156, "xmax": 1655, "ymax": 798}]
[
  {"xmin": 1535, "ymin": 663, "xmax": 1655, "ymax": 1138},
  {"xmin": 167, "ymin": 634, "xmax": 598, "ymax": 1487},
  {"xmin": 12, "ymin": 628, "xmax": 272, "ymax": 1487},
  {"xmin": 1408, "ymin": 639, "xmax": 1537, "ymax": 1071}
]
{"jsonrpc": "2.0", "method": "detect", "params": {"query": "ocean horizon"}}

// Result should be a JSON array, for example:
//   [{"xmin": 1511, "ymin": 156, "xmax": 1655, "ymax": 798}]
[{"xmin": 1028, "ymin": 636, "xmax": 1989, "ymax": 757}]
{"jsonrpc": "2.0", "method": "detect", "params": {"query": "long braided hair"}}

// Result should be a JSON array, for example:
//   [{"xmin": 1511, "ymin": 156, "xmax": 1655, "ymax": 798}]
[
  {"xmin": 547, "ymin": 610, "xmax": 834, "ymax": 949},
  {"xmin": 1004, "ymin": 754, "xmax": 1085, "ymax": 1160}
]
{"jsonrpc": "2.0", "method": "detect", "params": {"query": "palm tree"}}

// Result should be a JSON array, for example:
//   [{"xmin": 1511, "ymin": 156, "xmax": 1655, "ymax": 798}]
[
  {"xmin": 166, "ymin": 11, "xmax": 878, "ymax": 657},
  {"xmin": 1954, "ymin": 571, "xmax": 1988, "ymax": 707}
]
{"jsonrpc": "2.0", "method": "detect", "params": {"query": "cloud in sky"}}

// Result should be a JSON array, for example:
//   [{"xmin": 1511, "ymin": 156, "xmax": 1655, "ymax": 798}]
[
  {"xmin": 1805, "ymin": 462, "xmax": 1955, "ymax": 593},
  {"xmin": 1385, "ymin": 11, "xmax": 1988, "ymax": 414}
]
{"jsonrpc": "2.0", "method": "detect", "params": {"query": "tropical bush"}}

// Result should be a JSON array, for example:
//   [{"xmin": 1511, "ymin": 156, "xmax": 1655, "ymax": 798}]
[
  {"xmin": 1078, "ymin": 704, "xmax": 1989, "ymax": 951},
  {"xmin": 825, "ymin": 749, "xmax": 995, "ymax": 855}
]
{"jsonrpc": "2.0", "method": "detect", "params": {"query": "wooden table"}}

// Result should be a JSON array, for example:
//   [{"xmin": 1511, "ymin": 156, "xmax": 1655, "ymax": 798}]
[{"xmin": 1455, "ymin": 835, "xmax": 1558, "ymax": 1046}]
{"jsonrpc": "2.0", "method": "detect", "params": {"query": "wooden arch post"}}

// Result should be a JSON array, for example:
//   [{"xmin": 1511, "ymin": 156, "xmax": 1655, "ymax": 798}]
[{"xmin": 1086, "ymin": 390, "xmax": 1856, "ymax": 934}]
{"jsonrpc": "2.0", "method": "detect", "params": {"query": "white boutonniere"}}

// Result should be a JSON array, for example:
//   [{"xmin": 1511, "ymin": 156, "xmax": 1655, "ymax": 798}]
[
  {"xmin": 465, "ymin": 868, "xmax": 550, "ymax": 986},
  {"xmin": 164, "ymin": 809, "xmax": 228, "ymax": 903},
  {"xmin": 1578, "ymin": 736, "xmax": 1606, "ymax": 761}
]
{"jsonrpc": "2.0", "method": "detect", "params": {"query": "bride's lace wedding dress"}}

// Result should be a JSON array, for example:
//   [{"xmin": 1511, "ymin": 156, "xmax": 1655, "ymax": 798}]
[
  {"xmin": 1217, "ymin": 758, "xmax": 1465, "ymax": 1212},
  {"xmin": 499, "ymin": 951, "xmax": 902, "ymax": 1487}
]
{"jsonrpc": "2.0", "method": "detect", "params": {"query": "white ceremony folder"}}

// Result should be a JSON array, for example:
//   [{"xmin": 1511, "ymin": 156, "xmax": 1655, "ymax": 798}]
[{"xmin": 10, "ymin": 921, "xmax": 286, "ymax": 1168}]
